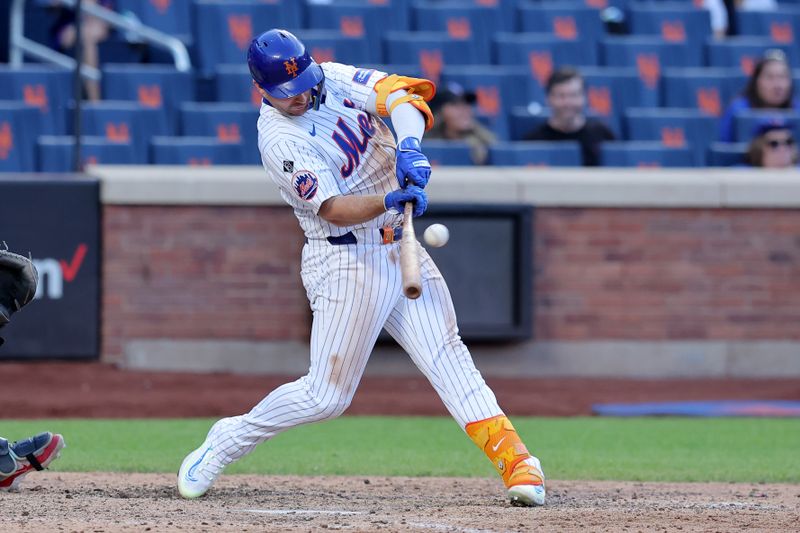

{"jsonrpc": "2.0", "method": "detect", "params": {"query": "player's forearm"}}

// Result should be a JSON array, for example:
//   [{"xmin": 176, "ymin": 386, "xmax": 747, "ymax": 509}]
[{"xmin": 318, "ymin": 194, "xmax": 388, "ymax": 227}]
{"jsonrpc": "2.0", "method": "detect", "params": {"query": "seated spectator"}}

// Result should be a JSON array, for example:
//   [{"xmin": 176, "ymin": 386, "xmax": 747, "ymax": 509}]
[
  {"xmin": 48, "ymin": 0, "xmax": 113, "ymax": 101},
  {"xmin": 524, "ymin": 67, "xmax": 615, "ymax": 167},
  {"xmin": 426, "ymin": 82, "xmax": 496, "ymax": 165},
  {"xmin": 719, "ymin": 49, "xmax": 798, "ymax": 142},
  {"xmin": 704, "ymin": 0, "xmax": 777, "ymax": 38},
  {"xmin": 746, "ymin": 117, "xmax": 798, "ymax": 168}
]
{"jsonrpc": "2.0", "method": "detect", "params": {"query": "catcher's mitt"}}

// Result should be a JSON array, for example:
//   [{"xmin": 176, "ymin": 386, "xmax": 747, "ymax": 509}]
[{"xmin": 0, "ymin": 244, "xmax": 38, "ymax": 347}]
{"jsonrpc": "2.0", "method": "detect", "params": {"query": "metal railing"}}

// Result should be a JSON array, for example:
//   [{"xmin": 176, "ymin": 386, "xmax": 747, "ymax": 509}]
[{"xmin": 9, "ymin": 0, "xmax": 192, "ymax": 79}]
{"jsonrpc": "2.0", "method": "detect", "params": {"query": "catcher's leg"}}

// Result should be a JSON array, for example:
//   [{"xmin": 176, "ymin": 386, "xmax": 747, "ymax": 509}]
[
  {"xmin": 384, "ymin": 250, "xmax": 545, "ymax": 506},
  {"xmin": 178, "ymin": 244, "xmax": 399, "ymax": 499}
]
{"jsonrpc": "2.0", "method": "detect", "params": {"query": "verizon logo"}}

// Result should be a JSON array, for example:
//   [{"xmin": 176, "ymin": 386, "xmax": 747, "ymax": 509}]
[{"xmin": 33, "ymin": 244, "xmax": 88, "ymax": 300}]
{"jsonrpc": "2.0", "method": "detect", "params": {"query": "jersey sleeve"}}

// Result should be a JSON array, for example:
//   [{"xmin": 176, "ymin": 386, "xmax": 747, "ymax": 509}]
[
  {"xmin": 321, "ymin": 62, "xmax": 388, "ymax": 112},
  {"xmin": 260, "ymin": 137, "xmax": 341, "ymax": 214}
]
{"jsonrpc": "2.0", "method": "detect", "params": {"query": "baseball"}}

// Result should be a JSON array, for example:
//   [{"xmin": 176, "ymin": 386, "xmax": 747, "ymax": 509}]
[{"xmin": 423, "ymin": 224, "xmax": 450, "ymax": 248}]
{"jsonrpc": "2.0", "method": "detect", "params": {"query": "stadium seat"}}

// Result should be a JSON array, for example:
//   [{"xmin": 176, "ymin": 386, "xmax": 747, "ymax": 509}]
[
  {"xmin": 0, "ymin": 66, "xmax": 73, "ymax": 135},
  {"xmin": 306, "ymin": 3, "xmax": 405, "ymax": 64},
  {"xmin": 600, "ymin": 141, "xmax": 695, "ymax": 167},
  {"xmin": 494, "ymin": 33, "xmax": 598, "ymax": 102},
  {"xmin": 661, "ymin": 68, "xmax": 747, "ymax": 116},
  {"xmin": 489, "ymin": 141, "xmax": 582, "ymax": 166},
  {"xmin": 518, "ymin": 3, "xmax": 605, "ymax": 46},
  {"xmin": 80, "ymin": 102, "xmax": 169, "ymax": 163},
  {"xmin": 215, "ymin": 65, "xmax": 262, "ymax": 109},
  {"xmin": 421, "ymin": 140, "xmax": 474, "ymax": 166},
  {"xmin": 193, "ymin": 1, "xmax": 303, "ymax": 76},
  {"xmin": 411, "ymin": 3, "xmax": 507, "ymax": 64},
  {"xmin": 707, "ymin": 142, "xmax": 748, "ymax": 167},
  {"xmin": 579, "ymin": 67, "xmax": 657, "ymax": 137},
  {"xmin": 180, "ymin": 102, "xmax": 260, "ymax": 164},
  {"xmin": 102, "ymin": 65, "xmax": 195, "ymax": 135},
  {"xmin": 294, "ymin": 30, "xmax": 370, "ymax": 66},
  {"xmin": 0, "ymin": 103, "xmax": 42, "ymax": 172},
  {"xmin": 626, "ymin": 3, "xmax": 712, "ymax": 56},
  {"xmin": 114, "ymin": 0, "xmax": 193, "ymax": 43},
  {"xmin": 733, "ymin": 110, "xmax": 800, "ymax": 143},
  {"xmin": 508, "ymin": 106, "xmax": 550, "ymax": 141},
  {"xmin": 736, "ymin": 7, "xmax": 800, "ymax": 47},
  {"xmin": 706, "ymin": 37, "xmax": 797, "ymax": 76},
  {"xmin": 37, "ymin": 136, "xmax": 137, "ymax": 172},
  {"xmin": 150, "ymin": 137, "xmax": 245, "ymax": 165},
  {"xmin": 384, "ymin": 32, "xmax": 476, "ymax": 84},
  {"xmin": 624, "ymin": 108, "xmax": 718, "ymax": 165}
]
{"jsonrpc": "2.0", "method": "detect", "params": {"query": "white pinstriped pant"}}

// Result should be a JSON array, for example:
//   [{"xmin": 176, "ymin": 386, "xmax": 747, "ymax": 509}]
[{"xmin": 207, "ymin": 235, "xmax": 503, "ymax": 465}]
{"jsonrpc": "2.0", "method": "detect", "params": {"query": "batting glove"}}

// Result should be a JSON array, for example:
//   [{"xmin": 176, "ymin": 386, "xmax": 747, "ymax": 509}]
[
  {"xmin": 395, "ymin": 137, "xmax": 431, "ymax": 188},
  {"xmin": 384, "ymin": 185, "xmax": 428, "ymax": 218}
]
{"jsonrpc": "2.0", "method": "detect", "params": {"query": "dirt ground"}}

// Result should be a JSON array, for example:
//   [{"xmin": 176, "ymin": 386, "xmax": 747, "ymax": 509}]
[
  {"xmin": 1, "ymin": 362, "xmax": 799, "ymax": 418},
  {"xmin": 1, "ymin": 473, "xmax": 798, "ymax": 532}
]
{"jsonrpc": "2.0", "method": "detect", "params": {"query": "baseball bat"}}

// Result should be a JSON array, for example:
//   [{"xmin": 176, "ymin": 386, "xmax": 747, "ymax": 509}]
[{"xmin": 401, "ymin": 202, "xmax": 422, "ymax": 299}]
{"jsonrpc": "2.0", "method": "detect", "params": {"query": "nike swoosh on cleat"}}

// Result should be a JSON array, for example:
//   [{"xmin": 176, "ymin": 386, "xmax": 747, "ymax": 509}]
[
  {"xmin": 492, "ymin": 436, "xmax": 506, "ymax": 452},
  {"xmin": 187, "ymin": 447, "xmax": 211, "ymax": 482}
]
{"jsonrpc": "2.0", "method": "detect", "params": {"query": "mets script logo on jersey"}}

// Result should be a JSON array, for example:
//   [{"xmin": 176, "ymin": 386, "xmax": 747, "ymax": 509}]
[
  {"xmin": 292, "ymin": 170, "xmax": 318, "ymax": 201},
  {"xmin": 352, "ymin": 68, "xmax": 374, "ymax": 85},
  {"xmin": 332, "ymin": 113, "xmax": 376, "ymax": 178},
  {"xmin": 284, "ymin": 58, "xmax": 299, "ymax": 78}
]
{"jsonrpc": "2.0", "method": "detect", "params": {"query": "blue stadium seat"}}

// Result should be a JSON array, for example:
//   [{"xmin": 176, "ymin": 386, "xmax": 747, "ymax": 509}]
[
  {"xmin": 661, "ymin": 68, "xmax": 747, "ymax": 116},
  {"xmin": 0, "ymin": 66, "xmax": 73, "ymax": 135},
  {"xmin": 102, "ymin": 65, "xmax": 195, "ymax": 135},
  {"xmin": 489, "ymin": 141, "xmax": 582, "ymax": 166},
  {"xmin": 215, "ymin": 65, "xmax": 262, "ymax": 109},
  {"xmin": 193, "ymin": 1, "xmax": 303, "ymax": 76},
  {"xmin": 306, "ymin": 3, "xmax": 405, "ymax": 64},
  {"xmin": 706, "ymin": 37, "xmax": 797, "ymax": 77},
  {"xmin": 37, "ymin": 136, "xmax": 137, "ymax": 172},
  {"xmin": 411, "ymin": 3, "xmax": 507, "ymax": 64},
  {"xmin": 736, "ymin": 7, "xmax": 800, "ymax": 47},
  {"xmin": 518, "ymin": 2, "xmax": 605, "ymax": 46},
  {"xmin": 385, "ymin": 32, "xmax": 475, "ymax": 84},
  {"xmin": 115, "ymin": 0, "xmax": 193, "ymax": 43},
  {"xmin": 422, "ymin": 140, "xmax": 474, "ymax": 166},
  {"xmin": 626, "ymin": 3, "xmax": 712, "ymax": 56},
  {"xmin": 707, "ymin": 142, "xmax": 748, "ymax": 167},
  {"xmin": 294, "ymin": 30, "xmax": 370, "ymax": 66},
  {"xmin": 180, "ymin": 102, "xmax": 260, "ymax": 164},
  {"xmin": 494, "ymin": 33, "xmax": 598, "ymax": 102},
  {"xmin": 733, "ymin": 110, "xmax": 800, "ymax": 143},
  {"xmin": 579, "ymin": 67, "xmax": 656, "ymax": 137},
  {"xmin": 0, "ymin": 103, "xmax": 41, "ymax": 172},
  {"xmin": 624, "ymin": 108, "xmax": 718, "ymax": 165},
  {"xmin": 80, "ymin": 102, "xmax": 170, "ymax": 163},
  {"xmin": 600, "ymin": 141, "xmax": 695, "ymax": 167},
  {"xmin": 508, "ymin": 106, "xmax": 550, "ymax": 141},
  {"xmin": 150, "ymin": 137, "xmax": 245, "ymax": 165}
]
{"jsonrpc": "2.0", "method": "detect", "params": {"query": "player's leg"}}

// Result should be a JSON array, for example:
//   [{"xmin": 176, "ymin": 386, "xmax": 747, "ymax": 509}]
[
  {"xmin": 384, "ymin": 248, "xmax": 545, "ymax": 506},
  {"xmin": 178, "ymin": 244, "xmax": 399, "ymax": 498}
]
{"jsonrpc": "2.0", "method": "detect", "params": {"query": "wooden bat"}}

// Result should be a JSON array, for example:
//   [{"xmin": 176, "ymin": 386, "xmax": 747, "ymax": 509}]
[{"xmin": 401, "ymin": 202, "xmax": 422, "ymax": 299}]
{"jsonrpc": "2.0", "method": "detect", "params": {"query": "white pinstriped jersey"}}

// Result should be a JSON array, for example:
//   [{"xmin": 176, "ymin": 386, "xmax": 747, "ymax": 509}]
[{"xmin": 257, "ymin": 62, "xmax": 402, "ymax": 240}]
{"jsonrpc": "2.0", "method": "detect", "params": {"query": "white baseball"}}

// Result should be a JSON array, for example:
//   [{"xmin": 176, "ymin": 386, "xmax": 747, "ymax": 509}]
[{"xmin": 423, "ymin": 224, "xmax": 450, "ymax": 248}]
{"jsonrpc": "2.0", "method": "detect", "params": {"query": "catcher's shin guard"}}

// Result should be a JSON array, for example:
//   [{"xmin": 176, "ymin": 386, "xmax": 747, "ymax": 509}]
[{"xmin": 465, "ymin": 415, "xmax": 545, "ymax": 505}]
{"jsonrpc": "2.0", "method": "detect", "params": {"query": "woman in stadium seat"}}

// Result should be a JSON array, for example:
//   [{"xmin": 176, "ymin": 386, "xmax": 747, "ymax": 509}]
[
  {"xmin": 719, "ymin": 49, "xmax": 799, "ymax": 143},
  {"xmin": 746, "ymin": 118, "xmax": 799, "ymax": 169},
  {"xmin": 426, "ymin": 82, "xmax": 497, "ymax": 165}
]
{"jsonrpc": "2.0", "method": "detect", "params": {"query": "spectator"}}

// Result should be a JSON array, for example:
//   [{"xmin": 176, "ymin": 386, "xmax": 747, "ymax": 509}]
[
  {"xmin": 48, "ymin": 0, "xmax": 113, "ymax": 101},
  {"xmin": 746, "ymin": 117, "xmax": 798, "ymax": 168},
  {"xmin": 426, "ymin": 82, "xmax": 496, "ymax": 165},
  {"xmin": 704, "ymin": 0, "xmax": 778, "ymax": 38},
  {"xmin": 524, "ymin": 67, "xmax": 615, "ymax": 167},
  {"xmin": 719, "ymin": 50, "xmax": 798, "ymax": 142}
]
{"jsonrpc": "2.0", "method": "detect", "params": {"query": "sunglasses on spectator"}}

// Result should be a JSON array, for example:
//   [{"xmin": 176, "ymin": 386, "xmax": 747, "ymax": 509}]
[{"xmin": 766, "ymin": 137, "xmax": 795, "ymax": 149}]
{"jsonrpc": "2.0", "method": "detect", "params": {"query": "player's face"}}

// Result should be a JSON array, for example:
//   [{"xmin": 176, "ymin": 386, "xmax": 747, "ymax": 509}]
[
  {"xmin": 548, "ymin": 78, "xmax": 585, "ymax": 122},
  {"xmin": 756, "ymin": 61, "xmax": 791, "ymax": 107},
  {"xmin": 253, "ymin": 81, "xmax": 311, "ymax": 116}
]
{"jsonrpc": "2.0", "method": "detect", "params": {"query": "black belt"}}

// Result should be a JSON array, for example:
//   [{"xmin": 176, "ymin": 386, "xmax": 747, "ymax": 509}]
[{"xmin": 306, "ymin": 227, "xmax": 403, "ymax": 245}]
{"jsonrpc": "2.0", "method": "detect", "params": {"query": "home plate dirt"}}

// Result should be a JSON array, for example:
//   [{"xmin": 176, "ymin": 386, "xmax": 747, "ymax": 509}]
[{"xmin": 1, "ymin": 473, "xmax": 797, "ymax": 532}]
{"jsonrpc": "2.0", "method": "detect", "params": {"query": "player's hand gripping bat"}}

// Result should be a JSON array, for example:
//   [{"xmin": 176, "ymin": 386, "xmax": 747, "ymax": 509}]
[{"xmin": 401, "ymin": 202, "xmax": 422, "ymax": 299}]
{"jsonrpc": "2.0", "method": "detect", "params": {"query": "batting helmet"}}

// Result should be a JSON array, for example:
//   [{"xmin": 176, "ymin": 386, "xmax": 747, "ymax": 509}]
[{"xmin": 248, "ymin": 29, "xmax": 325, "ymax": 109}]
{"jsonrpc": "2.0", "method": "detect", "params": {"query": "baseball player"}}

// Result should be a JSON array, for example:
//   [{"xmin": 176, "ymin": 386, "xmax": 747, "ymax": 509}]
[{"xmin": 177, "ymin": 29, "xmax": 545, "ymax": 507}]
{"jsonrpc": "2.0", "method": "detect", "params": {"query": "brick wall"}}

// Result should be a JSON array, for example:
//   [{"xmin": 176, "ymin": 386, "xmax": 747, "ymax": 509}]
[{"xmin": 102, "ymin": 205, "xmax": 800, "ymax": 362}]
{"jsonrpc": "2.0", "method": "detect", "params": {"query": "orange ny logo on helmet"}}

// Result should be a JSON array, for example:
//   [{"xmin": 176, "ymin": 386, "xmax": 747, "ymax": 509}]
[{"xmin": 284, "ymin": 58, "xmax": 299, "ymax": 78}]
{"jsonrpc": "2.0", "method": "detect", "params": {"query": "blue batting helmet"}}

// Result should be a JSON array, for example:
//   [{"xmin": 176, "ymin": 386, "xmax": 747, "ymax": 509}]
[{"xmin": 247, "ymin": 29, "xmax": 325, "ymax": 108}]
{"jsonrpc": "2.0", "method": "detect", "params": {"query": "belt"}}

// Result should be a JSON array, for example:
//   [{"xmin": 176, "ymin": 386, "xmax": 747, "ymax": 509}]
[{"xmin": 306, "ymin": 227, "xmax": 403, "ymax": 245}]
